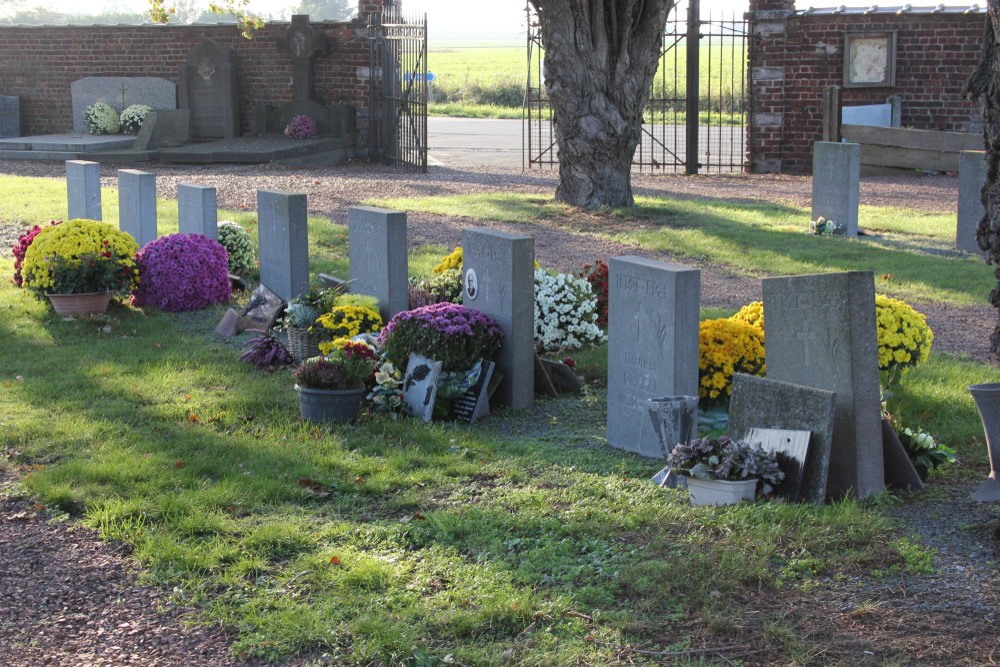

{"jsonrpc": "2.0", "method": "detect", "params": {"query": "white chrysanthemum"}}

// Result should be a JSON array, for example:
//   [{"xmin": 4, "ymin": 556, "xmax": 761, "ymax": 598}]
[{"xmin": 533, "ymin": 269, "xmax": 605, "ymax": 352}]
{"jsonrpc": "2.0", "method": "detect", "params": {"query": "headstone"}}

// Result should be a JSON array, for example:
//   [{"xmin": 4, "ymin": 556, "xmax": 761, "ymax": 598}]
[
  {"xmin": 880, "ymin": 419, "xmax": 924, "ymax": 491},
  {"xmin": 812, "ymin": 141, "xmax": 860, "ymax": 238},
  {"xmin": 607, "ymin": 256, "xmax": 700, "ymax": 459},
  {"xmin": 462, "ymin": 228, "xmax": 535, "ymax": 410},
  {"xmin": 763, "ymin": 271, "xmax": 884, "ymax": 499},
  {"xmin": 402, "ymin": 353, "xmax": 442, "ymax": 422},
  {"xmin": 728, "ymin": 373, "xmax": 836, "ymax": 504},
  {"xmin": 0, "ymin": 95, "xmax": 20, "ymax": 138},
  {"xmin": 177, "ymin": 184, "xmax": 218, "ymax": 240},
  {"xmin": 957, "ymin": 150, "xmax": 987, "ymax": 255},
  {"xmin": 71, "ymin": 77, "xmax": 176, "ymax": 134},
  {"xmin": 178, "ymin": 38, "xmax": 239, "ymax": 139},
  {"xmin": 347, "ymin": 206, "xmax": 408, "ymax": 321},
  {"xmin": 258, "ymin": 190, "xmax": 309, "ymax": 301},
  {"xmin": 841, "ymin": 103, "xmax": 891, "ymax": 128},
  {"xmin": 66, "ymin": 160, "xmax": 102, "ymax": 221},
  {"xmin": 280, "ymin": 15, "xmax": 327, "ymax": 102},
  {"xmin": 743, "ymin": 427, "xmax": 812, "ymax": 502},
  {"xmin": 117, "ymin": 169, "xmax": 157, "ymax": 247},
  {"xmin": 133, "ymin": 110, "xmax": 192, "ymax": 150},
  {"xmin": 452, "ymin": 359, "xmax": 495, "ymax": 423}
]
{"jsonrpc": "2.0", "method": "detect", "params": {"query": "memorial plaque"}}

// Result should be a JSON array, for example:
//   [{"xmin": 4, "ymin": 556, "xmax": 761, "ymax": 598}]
[
  {"xmin": 258, "ymin": 190, "xmax": 309, "ymax": 302},
  {"xmin": 71, "ymin": 77, "xmax": 176, "ymax": 134},
  {"xmin": 402, "ymin": 353, "xmax": 443, "ymax": 422},
  {"xmin": 812, "ymin": 141, "xmax": 860, "ymax": 238},
  {"xmin": 347, "ymin": 206, "xmax": 408, "ymax": 321},
  {"xmin": 452, "ymin": 360, "xmax": 495, "ymax": 423},
  {"xmin": 66, "ymin": 160, "xmax": 102, "ymax": 221}
]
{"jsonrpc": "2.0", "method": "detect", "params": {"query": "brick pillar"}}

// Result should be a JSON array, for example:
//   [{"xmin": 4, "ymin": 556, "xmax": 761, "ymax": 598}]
[{"xmin": 747, "ymin": 0, "xmax": 794, "ymax": 173}]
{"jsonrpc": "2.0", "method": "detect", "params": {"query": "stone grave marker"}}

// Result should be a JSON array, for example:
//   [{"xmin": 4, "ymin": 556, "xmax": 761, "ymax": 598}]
[
  {"xmin": 133, "ymin": 110, "xmax": 192, "ymax": 150},
  {"xmin": 177, "ymin": 184, "xmax": 218, "ymax": 240},
  {"xmin": 402, "ymin": 354, "xmax": 442, "ymax": 422},
  {"xmin": 66, "ymin": 160, "xmax": 102, "ymax": 221},
  {"xmin": 607, "ymin": 256, "xmax": 700, "ymax": 459},
  {"xmin": 763, "ymin": 271, "xmax": 884, "ymax": 499},
  {"xmin": 258, "ymin": 190, "xmax": 309, "ymax": 301},
  {"xmin": 728, "ymin": 373, "xmax": 836, "ymax": 504},
  {"xmin": 118, "ymin": 169, "xmax": 157, "ymax": 247},
  {"xmin": 958, "ymin": 150, "xmax": 987, "ymax": 255},
  {"xmin": 0, "ymin": 95, "xmax": 20, "ymax": 137},
  {"xmin": 744, "ymin": 427, "xmax": 812, "ymax": 502},
  {"xmin": 462, "ymin": 228, "xmax": 535, "ymax": 410},
  {"xmin": 178, "ymin": 38, "xmax": 239, "ymax": 139},
  {"xmin": 347, "ymin": 206, "xmax": 408, "ymax": 321},
  {"xmin": 451, "ymin": 359, "xmax": 495, "ymax": 423},
  {"xmin": 71, "ymin": 77, "xmax": 176, "ymax": 134},
  {"xmin": 812, "ymin": 141, "xmax": 860, "ymax": 238}
]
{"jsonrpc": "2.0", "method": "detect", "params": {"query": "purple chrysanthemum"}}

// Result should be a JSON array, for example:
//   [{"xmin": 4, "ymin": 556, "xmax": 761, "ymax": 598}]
[{"xmin": 132, "ymin": 233, "xmax": 231, "ymax": 312}]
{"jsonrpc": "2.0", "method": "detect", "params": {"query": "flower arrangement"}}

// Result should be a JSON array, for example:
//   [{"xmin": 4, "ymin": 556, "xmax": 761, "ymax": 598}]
[
  {"xmin": 11, "ymin": 220, "xmax": 61, "ymax": 287},
  {"xmin": 21, "ymin": 219, "xmax": 138, "ymax": 296},
  {"xmin": 278, "ymin": 287, "xmax": 340, "ymax": 331},
  {"xmin": 875, "ymin": 294, "xmax": 934, "ymax": 384},
  {"xmin": 132, "ymin": 233, "xmax": 231, "ymax": 312},
  {"xmin": 579, "ymin": 259, "xmax": 609, "ymax": 327},
  {"xmin": 240, "ymin": 332, "xmax": 293, "ymax": 370},
  {"xmin": 367, "ymin": 360, "xmax": 405, "ymax": 417},
  {"xmin": 698, "ymin": 318, "xmax": 766, "ymax": 401},
  {"xmin": 284, "ymin": 114, "xmax": 319, "ymax": 140},
  {"xmin": 730, "ymin": 301, "xmax": 764, "ymax": 331},
  {"xmin": 217, "ymin": 221, "xmax": 256, "ymax": 276},
  {"xmin": 83, "ymin": 101, "xmax": 120, "ymax": 135},
  {"xmin": 379, "ymin": 302, "xmax": 503, "ymax": 372},
  {"xmin": 119, "ymin": 104, "xmax": 152, "ymax": 135},
  {"xmin": 335, "ymin": 293, "xmax": 380, "ymax": 310},
  {"xmin": 667, "ymin": 435, "xmax": 785, "ymax": 494},
  {"xmin": 410, "ymin": 269, "xmax": 464, "ymax": 306},
  {"xmin": 315, "ymin": 305, "xmax": 384, "ymax": 354},
  {"xmin": 809, "ymin": 217, "xmax": 845, "ymax": 236},
  {"xmin": 534, "ymin": 269, "xmax": 605, "ymax": 352},
  {"xmin": 433, "ymin": 246, "xmax": 463, "ymax": 274},
  {"xmin": 894, "ymin": 424, "xmax": 957, "ymax": 478},
  {"xmin": 292, "ymin": 340, "xmax": 379, "ymax": 390}
]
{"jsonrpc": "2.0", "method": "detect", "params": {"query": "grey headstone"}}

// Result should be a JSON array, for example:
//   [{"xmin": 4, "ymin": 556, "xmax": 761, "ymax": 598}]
[
  {"xmin": 728, "ymin": 373, "xmax": 837, "ymax": 505},
  {"xmin": 71, "ymin": 77, "xmax": 176, "ymax": 133},
  {"xmin": 607, "ymin": 256, "xmax": 700, "ymax": 459},
  {"xmin": 744, "ymin": 427, "xmax": 812, "ymax": 502},
  {"xmin": 118, "ymin": 169, "xmax": 157, "ymax": 247},
  {"xmin": 763, "ymin": 271, "xmax": 884, "ymax": 499},
  {"xmin": 281, "ymin": 15, "xmax": 327, "ymax": 101},
  {"xmin": 177, "ymin": 184, "xmax": 218, "ymax": 240},
  {"xmin": 402, "ymin": 353, "xmax": 442, "ymax": 422},
  {"xmin": 812, "ymin": 141, "xmax": 860, "ymax": 238},
  {"xmin": 0, "ymin": 95, "xmax": 20, "ymax": 138},
  {"xmin": 258, "ymin": 190, "xmax": 309, "ymax": 301},
  {"xmin": 841, "ymin": 103, "xmax": 891, "ymax": 128},
  {"xmin": 957, "ymin": 150, "xmax": 987, "ymax": 255},
  {"xmin": 133, "ymin": 110, "xmax": 192, "ymax": 150},
  {"xmin": 462, "ymin": 228, "xmax": 535, "ymax": 410},
  {"xmin": 66, "ymin": 160, "xmax": 102, "ymax": 221},
  {"xmin": 347, "ymin": 206, "xmax": 408, "ymax": 321},
  {"xmin": 178, "ymin": 38, "xmax": 239, "ymax": 140}
]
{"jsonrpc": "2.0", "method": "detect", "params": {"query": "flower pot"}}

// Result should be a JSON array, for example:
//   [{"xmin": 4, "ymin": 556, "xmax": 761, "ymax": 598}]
[
  {"xmin": 295, "ymin": 385, "xmax": 366, "ymax": 424},
  {"xmin": 286, "ymin": 327, "xmax": 321, "ymax": 363},
  {"xmin": 686, "ymin": 477, "xmax": 757, "ymax": 507},
  {"xmin": 46, "ymin": 291, "xmax": 112, "ymax": 316},
  {"xmin": 968, "ymin": 383, "xmax": 1000, "ymax": 502}
]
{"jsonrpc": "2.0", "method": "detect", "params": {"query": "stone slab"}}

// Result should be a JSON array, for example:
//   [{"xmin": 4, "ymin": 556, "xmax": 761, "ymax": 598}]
[
  {"xmin": 134, "ymin": 110, "xmax": 192, "ymax": 150},
  {"xmin": 118, "ymin": 169, "xmax": 157, "ymax": 247},
  {"xmin": 257, "ymin": 190, "xmax": 309, "ymax": 301},
  {"xmin": 2, "ymin": 150, "xmax": 82, "ymax": 161},
  {"xmin": 0, "ymin": 95, "xmax": 20, "ymax": 138},
  {"xmin": 0, "ymin": 134, "xmax": 135, "ymax": 152},
  {"xmin": 178, "ymin": 184, "xmax": 218, "ymax": 240},
  {"xmin": 812, "ymin": 141, "xmax": 861, "ymax": 238},
  {"xmin": 71, "ymin": 77, "xmax": 177, "ymax": 133},
  {"xmin": 729, "ymin": 373, "xmax": 837, "ymax": 504},
  {"xmin": 462, "ymin": 228, "xmax": 535, "ymax": 410},
  {"xmin": 607, "ymin": 256, "xmax": 700, "ymax": 459},
  {"xmin": 158, "ymin": 136, "xmax": 347, "ymax": 163},
  {"xmin": 66, "ymin": 160, "xmax": 102, "ymax": 221},
  {"xmin": 347, "ymin": 206, "xmax": 408, "ymax": 322},
  {"xmin": 763, "ymin": 271, "xmax": 884, "ymax": 499},
  {"xmin": 958, "ymin": 150, "xmax": 987, "ymax": 255},
  {"xmin": 178, "ymin": 38, "xmax": 239, "ymax": 139}
]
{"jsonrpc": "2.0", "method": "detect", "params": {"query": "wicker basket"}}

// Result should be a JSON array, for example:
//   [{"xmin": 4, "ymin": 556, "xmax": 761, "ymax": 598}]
[{"xmin": 286, "ymin": 327, "xmax": 321, "ymax": 363}]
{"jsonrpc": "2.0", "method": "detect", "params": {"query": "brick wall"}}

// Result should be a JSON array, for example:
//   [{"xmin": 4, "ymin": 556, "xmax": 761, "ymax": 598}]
[
  {"xmin": 0, "ymin": 12, "xmax": 384, "ymax": 137},
  {"xmin": 747, "ymin": 1, "xmax": 985, "ymax": 173}
]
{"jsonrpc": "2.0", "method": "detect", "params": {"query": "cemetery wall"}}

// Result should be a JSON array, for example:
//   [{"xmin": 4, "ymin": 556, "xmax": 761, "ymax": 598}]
[
  {"xmin": 0, "ymin": 16, "xmax": 378, "ymax": 137},
  {"xmin": 748, "ymin": 0, "xmax": 984, "ymax": 173}
]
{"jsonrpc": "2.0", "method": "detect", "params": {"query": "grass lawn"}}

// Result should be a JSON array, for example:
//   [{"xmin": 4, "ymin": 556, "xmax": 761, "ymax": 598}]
[{"xmin": 2, "ymin": 173, "xmax": 999, "ymax": 663}]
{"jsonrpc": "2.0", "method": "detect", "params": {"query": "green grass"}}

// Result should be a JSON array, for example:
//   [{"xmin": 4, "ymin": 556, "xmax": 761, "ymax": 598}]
[{"xmin": 371, "ymin": 193, "xmax": 991, "ymax": 306}]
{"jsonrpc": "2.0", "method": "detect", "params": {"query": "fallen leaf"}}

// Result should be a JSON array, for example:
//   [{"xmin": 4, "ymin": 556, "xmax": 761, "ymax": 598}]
[
  {"xmin": 329, "ymin": 555, "xmax": 341, "ymax": 566},
  {"xmin": 187, "ymin": 414, "xmax": 200, "ymax": 423},
  {"xmin": 15, "ymin": 375, "xmax": 24, "ymax": 382},
  {"xmin": 183, "ymin": 395, "xmax": 191, "ymax": 401},
  {"xmin": 354, "ymin": 476, "xmax": 364, "ymax": 484},
  {"xmin": 174, "ymin": 460, "xmax": 186, "ymax": 468},
  {"xmin": 153, "ymin": 343, "xmax": 162, "ymax": 349}
]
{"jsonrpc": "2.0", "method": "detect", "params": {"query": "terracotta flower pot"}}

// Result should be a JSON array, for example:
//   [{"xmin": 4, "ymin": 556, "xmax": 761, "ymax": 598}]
[{"xmin": 46, "ymin": 291, "xmax": 112, "ymax": 316}]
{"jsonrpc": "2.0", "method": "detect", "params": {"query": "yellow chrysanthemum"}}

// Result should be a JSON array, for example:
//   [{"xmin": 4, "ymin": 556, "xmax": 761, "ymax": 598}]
[
  {"xmin": 699, "ymin": 318, "xmax": 766, "ymax": 401},
  {"xmin": 21, "ymin": 219, "xmax": 139, "ymax": 292}
]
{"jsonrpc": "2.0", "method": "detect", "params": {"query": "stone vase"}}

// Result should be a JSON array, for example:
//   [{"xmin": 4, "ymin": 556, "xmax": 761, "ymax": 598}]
[
  {"xmin": 46, "ymin": 291, "xmax": 112, "ymax": 316},
  {"xmin": 968, "ymin": 383, "xmax": 1000, "ymax": 502},
  {"xmin": 645, "ymin": 395, "xmax": 699, "ymax": 458}
]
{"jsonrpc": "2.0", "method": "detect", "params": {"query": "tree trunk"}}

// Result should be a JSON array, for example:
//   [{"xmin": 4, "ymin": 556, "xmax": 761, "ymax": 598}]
[
  {"xmin": 965, "ymin": 1, "xmax": 1000, "ymax": 360},
  {"xmin": 530, "ymin": 0, "xmax": 672, "ymax": 209}
]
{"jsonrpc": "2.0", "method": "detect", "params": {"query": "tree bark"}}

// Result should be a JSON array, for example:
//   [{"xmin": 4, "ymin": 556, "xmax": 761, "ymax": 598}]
[
  {"xmin": 965, "ymin": 1, "xmax": 1000, "ymax": 360},
  {"xmin": 530, "ymin": 0, "xmax": 673, "ymax": 209}
]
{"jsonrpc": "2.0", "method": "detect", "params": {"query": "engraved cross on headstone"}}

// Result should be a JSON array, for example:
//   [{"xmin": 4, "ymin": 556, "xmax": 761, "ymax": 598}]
[
  {"xmin": 792, "ymin": 325, "xmax": 819, "ymax": 369},
  {"xmin": 279, "ymin": 15, "xmax": 327, "ymax": 101},
  {"xmin": 120, "ymin": 82, "xmax": 128, "ymax": 110}
]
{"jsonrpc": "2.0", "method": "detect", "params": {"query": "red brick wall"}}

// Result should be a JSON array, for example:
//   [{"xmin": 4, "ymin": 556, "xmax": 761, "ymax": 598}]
[
  {"xmin": 747, "ymin": 2, "xmax": 985, "ymax": 173},
  {"xmin": 0, "ymin": 14, "xmax": 382, "ymax": 137}
]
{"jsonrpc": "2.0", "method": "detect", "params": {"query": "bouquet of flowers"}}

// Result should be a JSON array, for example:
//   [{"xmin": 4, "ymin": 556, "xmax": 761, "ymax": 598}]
[
  {"xmin": 83, "ymin": 101, "xmax": 120, "ymax": 135},
  {"xmin": 119, "ymin": 104, "xmax": 152, "ymax": 135},
  {"xmin": 284, "ymin": 114, "xmax": 319, "ymax": 140},
  {"xmin": 315, "ymin": 305, "xmax": 384, "ymax": 354}
]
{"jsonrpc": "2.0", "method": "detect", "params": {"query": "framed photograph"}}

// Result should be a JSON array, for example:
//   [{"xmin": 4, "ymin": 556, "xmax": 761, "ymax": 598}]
[{"xmin": 844, "ymin": 32, "xmax": 896, "ymax": 88}]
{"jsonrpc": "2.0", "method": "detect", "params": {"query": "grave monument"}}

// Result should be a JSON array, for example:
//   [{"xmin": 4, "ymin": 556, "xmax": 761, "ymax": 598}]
[
  {"xmin": 812, "ymin": 141, "xmax": 860, "ymax": 237},
  {"xmin": 178, "ymin": 38, "xmax": 240, "ymax": 139},
  {"xmin": 347, "ymin": 206, "xmax": 408, "ymax": 321}
]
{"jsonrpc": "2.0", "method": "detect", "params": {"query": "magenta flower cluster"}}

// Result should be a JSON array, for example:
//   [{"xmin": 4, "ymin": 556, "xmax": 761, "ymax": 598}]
[
  {"xmin": 379, "ymin": 302, "xmax": 503, "ymax": 371},
  {"xmin": 284, "ymin": 114, "xmax": 319, "ymax": 140},
  {"xmin": 132, "ymin": 233, "xmax": 231, "ymax": 312}
]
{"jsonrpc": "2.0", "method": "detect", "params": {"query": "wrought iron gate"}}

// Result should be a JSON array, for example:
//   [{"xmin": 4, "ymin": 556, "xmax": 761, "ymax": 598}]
[
  {"xmin": 369, "ymin": 7, "xmax": 428, "ymax": 173},
  {"xmin": 524, "ymin": 0, "xmax": 747, "ymax": 174}
]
